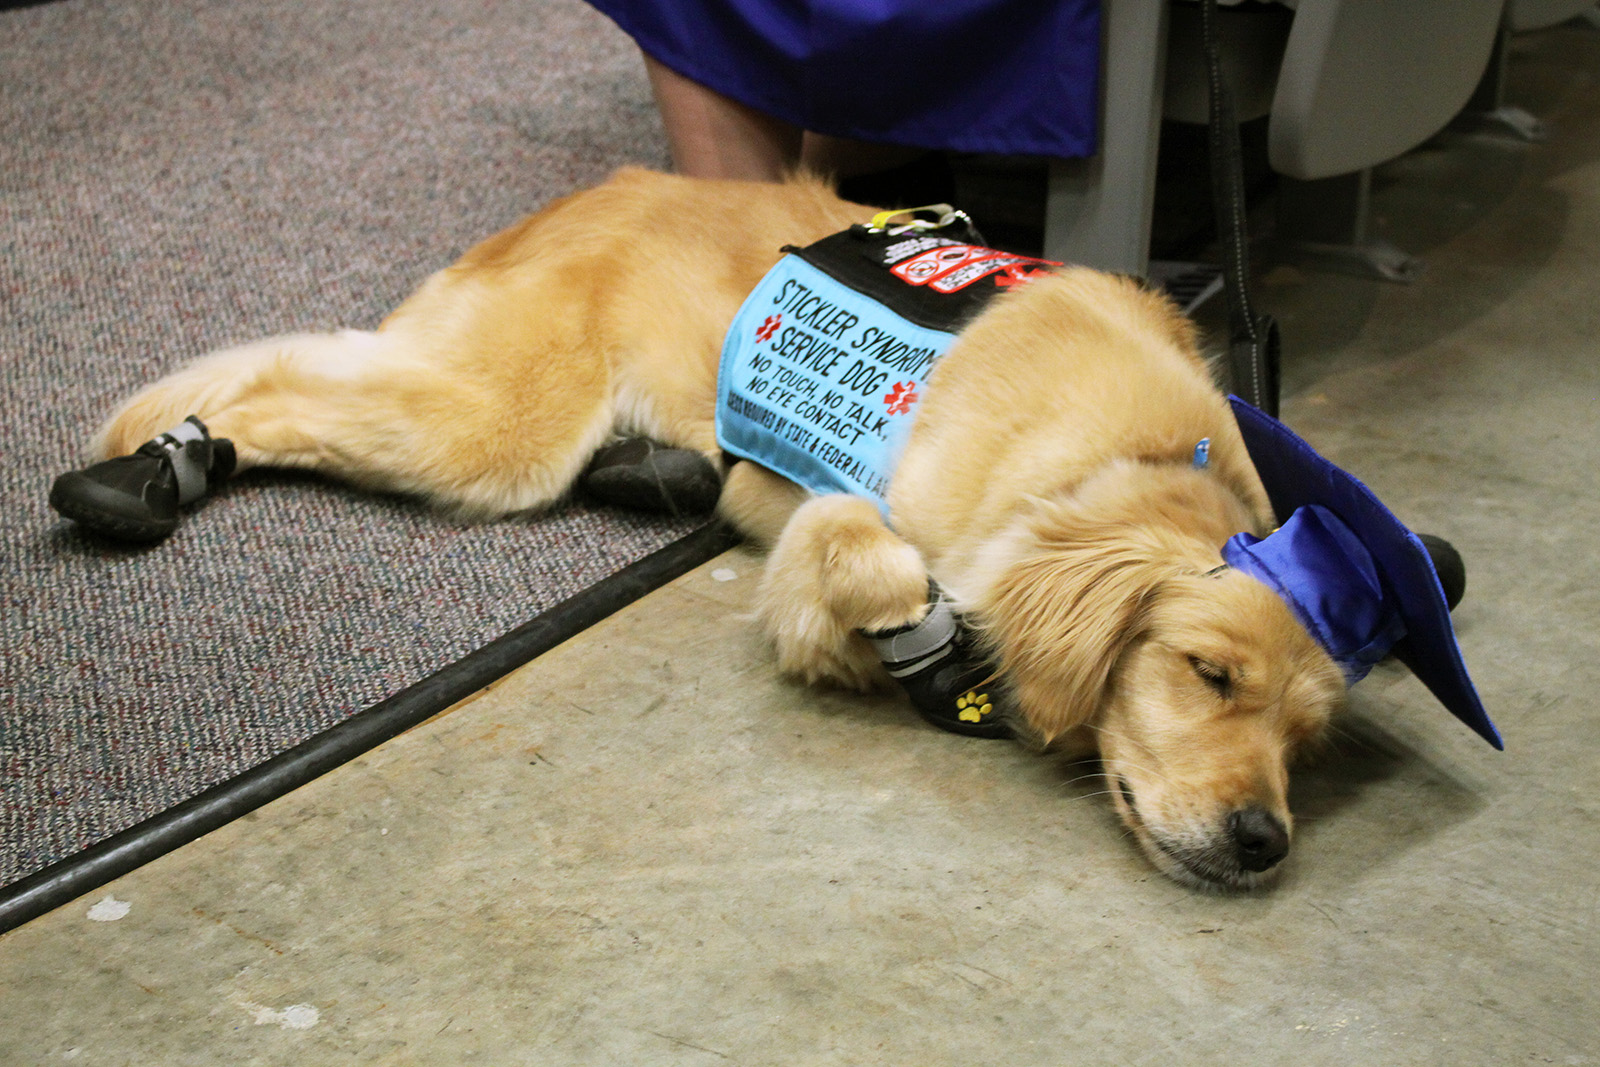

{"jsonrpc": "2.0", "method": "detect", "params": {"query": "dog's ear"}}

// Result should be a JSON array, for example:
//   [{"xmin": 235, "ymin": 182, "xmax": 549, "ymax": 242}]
[{"xmin": 972, "ymin": 500, "xmax": 1171, "ymax": 745}]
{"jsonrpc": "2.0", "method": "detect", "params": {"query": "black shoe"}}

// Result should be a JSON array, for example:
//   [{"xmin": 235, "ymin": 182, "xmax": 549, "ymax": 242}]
[
  {"xmin": 580, "ymin": 438, "xmax": 722, "ymax": 517},
  {"xmin": 49, "ymin": 416, "xmax": 235, "ymax": 542},
  {"xmin": 863, "ymin": 591, "xmax": 1012, "ymax": 739}
]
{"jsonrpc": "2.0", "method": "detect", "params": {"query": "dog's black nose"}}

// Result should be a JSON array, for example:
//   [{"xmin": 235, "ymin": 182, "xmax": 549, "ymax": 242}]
[{"xmin": 1227, "ymin": 807, "xmax": 1290, "ymax": 872}]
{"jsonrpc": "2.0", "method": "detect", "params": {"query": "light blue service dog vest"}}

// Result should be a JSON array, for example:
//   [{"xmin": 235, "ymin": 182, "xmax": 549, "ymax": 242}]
[
  {"xmin": 716, "ymin": 255, "xmax": 955, "ymax": 509},
  {"xmin": 715, "ymin": 215, "xmax": 1057, "ymax": 513}
]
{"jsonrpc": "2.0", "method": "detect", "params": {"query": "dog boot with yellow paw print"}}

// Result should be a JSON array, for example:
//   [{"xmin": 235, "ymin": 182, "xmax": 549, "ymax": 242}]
[{"xmin": 862, "ymin": 590, "xmax": 1012, "ymax": 739}]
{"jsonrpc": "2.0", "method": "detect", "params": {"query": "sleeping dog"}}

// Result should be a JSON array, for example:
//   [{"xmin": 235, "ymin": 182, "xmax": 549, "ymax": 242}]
[{"xmin": 52, "ymin": 167, "xmax": 1473, "ymax": 890}]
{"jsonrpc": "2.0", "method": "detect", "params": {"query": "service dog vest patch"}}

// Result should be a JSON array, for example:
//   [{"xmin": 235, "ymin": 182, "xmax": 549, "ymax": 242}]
[{"xmin": 716, "ymin": 211, "xmax": 1059, "ymax": 513}]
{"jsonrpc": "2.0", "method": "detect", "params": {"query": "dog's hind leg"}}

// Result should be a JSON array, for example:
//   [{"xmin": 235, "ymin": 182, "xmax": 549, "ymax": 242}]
[
  {"xmin": 97, "ymin": 330, "xmax": 390, "ymax": 460},
  {"xmin": 88, "ymin": 326, "xmax": 614, "ymax": 523},
  {"xmin": 54, "ymin": 331, "xmax": 409, "ymax": 540},
  {"xmin": 755, "ymin": 494, "xmax": 930, "ymax": 691}
]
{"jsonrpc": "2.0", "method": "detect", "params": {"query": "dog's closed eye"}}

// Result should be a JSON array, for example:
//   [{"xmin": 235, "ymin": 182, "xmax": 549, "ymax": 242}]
[{"xmin": 1187, "ymin": 656, "xmax": 1233, "ymax": 698}]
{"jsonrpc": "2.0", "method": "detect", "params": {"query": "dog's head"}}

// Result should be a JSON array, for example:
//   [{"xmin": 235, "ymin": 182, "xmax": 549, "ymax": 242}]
[
  {"xmin": 973, "ymin": 464, "xmax": 1346, "ymax": 890},
  {"xmin": 1093, "ymin": 569, "xmax": 1345, "ymax": 890}
]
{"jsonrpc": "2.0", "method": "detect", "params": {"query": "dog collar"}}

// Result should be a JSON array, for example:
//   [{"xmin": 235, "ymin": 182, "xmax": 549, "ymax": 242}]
[{"xmin": 1225, "ymin": 397, "xmax": 1501, "ymax": 749}]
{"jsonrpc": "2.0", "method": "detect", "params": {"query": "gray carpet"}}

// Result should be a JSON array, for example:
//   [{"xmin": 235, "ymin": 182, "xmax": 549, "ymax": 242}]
[{"xmin": 0, "ymin": 0, "xmax": 701, "ymax": 887}]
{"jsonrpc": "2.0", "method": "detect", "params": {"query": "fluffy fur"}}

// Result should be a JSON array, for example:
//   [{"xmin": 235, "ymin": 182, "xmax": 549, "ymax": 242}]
[{"xmin": 94, "ymin": 168, "xmax": 1345, "ymax": 889}]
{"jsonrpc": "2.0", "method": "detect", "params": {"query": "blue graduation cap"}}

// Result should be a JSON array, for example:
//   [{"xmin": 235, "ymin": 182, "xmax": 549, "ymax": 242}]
[{"xmin": 1222, "ymin": 397, "xmax": 1502, "ymax": 749}]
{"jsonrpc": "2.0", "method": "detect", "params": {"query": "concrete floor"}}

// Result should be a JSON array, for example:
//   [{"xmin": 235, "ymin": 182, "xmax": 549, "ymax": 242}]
[{"xmin": 3, "ymin": 24, "xmax": 1599, "ymax": 1067}]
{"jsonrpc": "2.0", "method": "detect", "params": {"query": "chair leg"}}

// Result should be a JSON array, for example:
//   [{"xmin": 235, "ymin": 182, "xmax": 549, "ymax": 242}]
[
  {"xmin": 1042, "ymin": 0, "xmax": 1169, "ymax": 276},
  {"xmin": 1457, "ymin": 24, "xmax": 1550, "ymax": 142},
  {"xmin": 1274, "ymin": 169, "xmax": 1422, "ymax": 283}
]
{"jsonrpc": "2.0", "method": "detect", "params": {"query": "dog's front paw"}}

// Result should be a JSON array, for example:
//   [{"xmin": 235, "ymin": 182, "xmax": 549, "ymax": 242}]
[
  {"xmin": 757, "ymin": 494, "xmax": 927, "ymax": 691},
  {"xmin": 763, "ymin": 604, "xmax": 889, "ymax": 692}
]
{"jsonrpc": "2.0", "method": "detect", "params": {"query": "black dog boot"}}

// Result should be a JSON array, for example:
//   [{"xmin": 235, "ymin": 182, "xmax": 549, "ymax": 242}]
[
  {"xmin": 862, "ymin": 586, "xmax": 1012, "ymax": 739},
  {"xmin": 49, "ymin": 416, "xmax": 236, "ymax": 542},
  {"xmin": 580, "ymin": 437, "xmax": 723, "ymax": 517}
]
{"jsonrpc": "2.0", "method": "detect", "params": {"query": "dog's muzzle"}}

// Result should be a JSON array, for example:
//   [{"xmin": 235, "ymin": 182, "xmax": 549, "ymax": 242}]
[{"xmin": 1117, "ymin": 777, "xmax": 1291, "ymax": 887}]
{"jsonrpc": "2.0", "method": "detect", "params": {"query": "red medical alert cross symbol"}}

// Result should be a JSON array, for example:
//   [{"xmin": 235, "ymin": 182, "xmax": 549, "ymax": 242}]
[
  {"xmin": 755, "ymin": 314, "xmax": 781, "ymax": 342},
  {"xmin": 884, "ymin": 381, "xmax": 918, "ymax": 415}
]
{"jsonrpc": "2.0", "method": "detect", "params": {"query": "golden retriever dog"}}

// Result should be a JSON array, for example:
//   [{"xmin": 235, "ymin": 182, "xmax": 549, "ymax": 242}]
[{"xmin": 87, "ymin": 167, "xmax": 1345, "ymax": 890}]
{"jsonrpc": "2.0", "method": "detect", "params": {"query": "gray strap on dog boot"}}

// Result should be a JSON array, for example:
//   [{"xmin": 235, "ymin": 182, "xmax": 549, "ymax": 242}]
[
  {"xmin": 867, "ymin": 593, "xmax": 959, "ymax": 682},
  {"xmin": 862, "ymin": 583, "xmax": 1012, "ymax": 739},
  {"xmin": 156, "ymin": 417, "xmax": 217, "ymax": 506},
  {"xmin": 49, "ymin": 415, "xmax": 236, "ymax": 542}
]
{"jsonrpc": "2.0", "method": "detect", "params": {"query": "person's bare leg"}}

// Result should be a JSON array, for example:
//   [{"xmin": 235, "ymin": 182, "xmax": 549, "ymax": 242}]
[
  {"xmin": 800, "ymin": 132, "xmax": 929, "ymax": 180},
  {"xmin": 643, "ymin": 54, "xmax": 801, "ymax": 180}
]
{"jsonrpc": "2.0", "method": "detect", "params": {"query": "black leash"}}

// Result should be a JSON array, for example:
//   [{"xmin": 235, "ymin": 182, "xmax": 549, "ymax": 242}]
[{"xmin": 1200, "ymin": 0, "xmax": 1281, "ymax": 416}]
